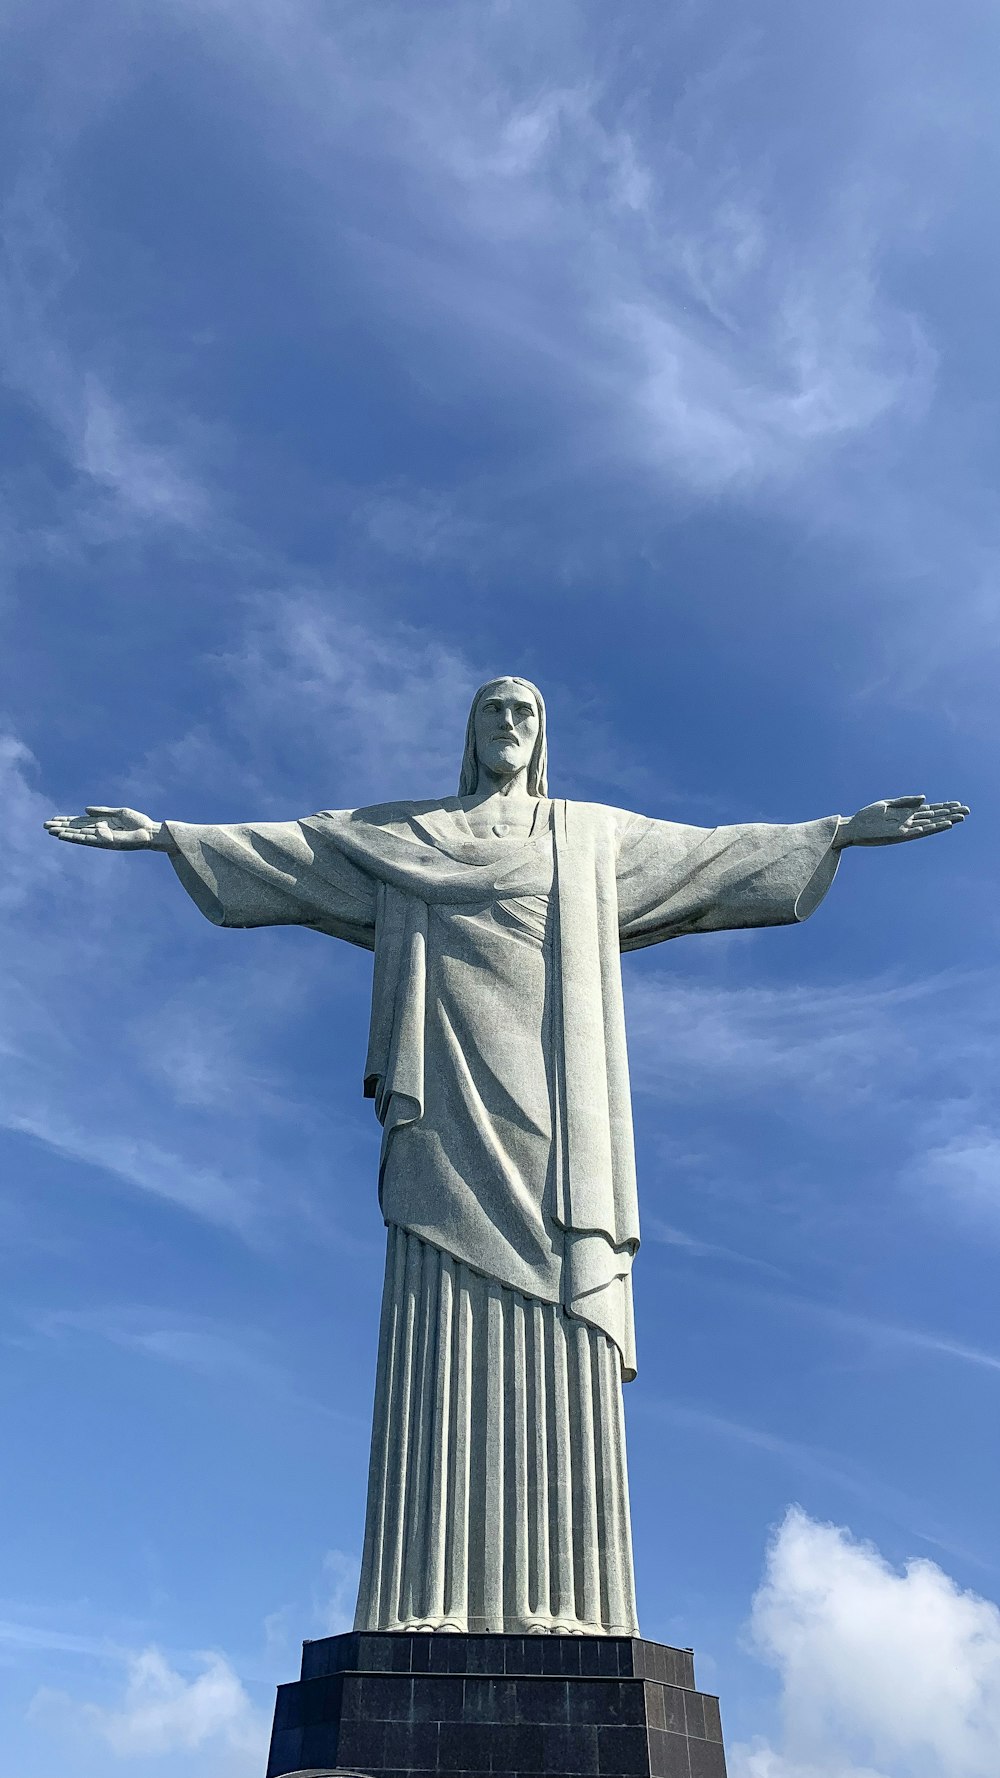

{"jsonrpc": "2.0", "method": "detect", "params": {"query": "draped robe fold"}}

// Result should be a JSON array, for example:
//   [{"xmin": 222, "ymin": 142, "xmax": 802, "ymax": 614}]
[{"xmin": 165, "ymin": 798, "xmax": 840, "ymax": 1633}]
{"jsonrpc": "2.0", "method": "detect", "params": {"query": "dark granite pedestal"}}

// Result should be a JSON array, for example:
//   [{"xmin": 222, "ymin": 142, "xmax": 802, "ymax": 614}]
[{"xmin": 265, "ymin": 1631, "xmax": 727, "ymax": 1778}]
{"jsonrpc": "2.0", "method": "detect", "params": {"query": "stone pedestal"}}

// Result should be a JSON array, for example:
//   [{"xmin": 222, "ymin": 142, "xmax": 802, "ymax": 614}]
[{"xmin": 265, "ymin": 1631, "xmax": 727, "ymax": 1778}]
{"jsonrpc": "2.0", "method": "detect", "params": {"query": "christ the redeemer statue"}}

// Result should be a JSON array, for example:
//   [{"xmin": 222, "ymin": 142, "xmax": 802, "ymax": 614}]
[{"xmin": 46, "ymin": 677, "xmax": 967, "ymax": 1640}]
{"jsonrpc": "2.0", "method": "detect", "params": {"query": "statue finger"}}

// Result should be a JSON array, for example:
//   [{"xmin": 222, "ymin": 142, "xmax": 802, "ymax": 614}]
[
  {"xmin": 86, "ymin": 806, "xmax": 125, "ymax": 818},
  {"xmin": 887, "ymin": 794, "xmax": 926, "ymax": 808}
]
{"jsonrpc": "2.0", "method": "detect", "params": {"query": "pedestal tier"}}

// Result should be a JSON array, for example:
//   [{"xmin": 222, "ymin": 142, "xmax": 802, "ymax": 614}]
[{"xmin": 265, "ymin": 1630, "xmax": 727, "ymax": 1778}]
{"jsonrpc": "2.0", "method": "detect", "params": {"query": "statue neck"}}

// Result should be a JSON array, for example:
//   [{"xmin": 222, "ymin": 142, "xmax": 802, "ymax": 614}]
[{"xmin": 460, "ymin": 771, "xmax": 539, "ymax": 837}]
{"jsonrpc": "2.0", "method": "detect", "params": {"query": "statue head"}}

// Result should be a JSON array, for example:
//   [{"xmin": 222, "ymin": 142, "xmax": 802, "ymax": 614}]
[{"xmin": 458, "ymin": 676, "xmax": 548, "ymax": 797}]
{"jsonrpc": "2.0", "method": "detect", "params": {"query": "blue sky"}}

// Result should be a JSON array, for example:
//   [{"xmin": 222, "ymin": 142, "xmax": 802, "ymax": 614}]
[{"xmin": 1, "ymin": 2, "xmax": 998, "ymax": 1774}]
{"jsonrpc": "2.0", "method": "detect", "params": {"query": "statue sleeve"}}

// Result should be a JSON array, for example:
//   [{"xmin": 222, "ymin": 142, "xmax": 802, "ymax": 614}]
[
  {"xmin": 615, "ymin": 813, "xmax": 841, "ymax": 952},
  {"xmin": 163, "ymin": 818, "xmax": 378, "ymax": 949}
]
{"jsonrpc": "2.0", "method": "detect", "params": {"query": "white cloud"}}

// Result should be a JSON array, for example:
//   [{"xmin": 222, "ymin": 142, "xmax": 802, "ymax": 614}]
[
  {"xmin": 33, "ymin": 1645, "xmax": 268, "ymax": 1763},
  {"xmin": 735, "ymin": 1747, "xmax": 888, "ymax": 1778},
  {"xmin": 732, "ymin": 1507, "xmax": 1000, "ymax": 1778},
  {"xmin": 314, "ymin": 1548, "xmax": 360, "ymax": 1635}
]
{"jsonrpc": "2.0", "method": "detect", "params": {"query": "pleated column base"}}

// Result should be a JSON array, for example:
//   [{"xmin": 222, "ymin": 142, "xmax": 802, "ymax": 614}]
[{"xmin": 354, "ymin": 1225, "xmax": 639, "ymax": 1637}]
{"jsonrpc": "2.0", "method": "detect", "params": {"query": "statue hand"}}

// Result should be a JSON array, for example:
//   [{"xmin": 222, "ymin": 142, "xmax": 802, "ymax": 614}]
[
  {"xmin": 834, "ymin": 796, "xmax": 969, "ymax": 848},
  {"xmin": 44, "ymin": 806, "xmax": 169, "ymax": 850}
]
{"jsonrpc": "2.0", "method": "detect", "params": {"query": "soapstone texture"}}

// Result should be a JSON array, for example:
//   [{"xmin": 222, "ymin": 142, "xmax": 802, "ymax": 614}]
[
  {"xmin": 163, "ymin": 801, "xmax": 841, "ymax": 1377},
  {"xmin": 163, "ymin": 789, "xmax": 840, "ymax": 1633},
  {"xmin": 356, "ymin": 1226, "xmax": 637, "ymax": 1635}
]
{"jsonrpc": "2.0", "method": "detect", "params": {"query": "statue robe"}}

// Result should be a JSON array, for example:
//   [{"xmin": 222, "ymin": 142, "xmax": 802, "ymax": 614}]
[{"xmin": 165, "ymin": 797, "xmax": 840, "ymax": 1633}]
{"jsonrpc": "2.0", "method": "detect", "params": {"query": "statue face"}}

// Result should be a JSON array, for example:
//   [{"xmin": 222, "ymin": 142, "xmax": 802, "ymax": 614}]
[{"xmin": 473, "ymin": 682, "xmax": 540, "ymax": 782}]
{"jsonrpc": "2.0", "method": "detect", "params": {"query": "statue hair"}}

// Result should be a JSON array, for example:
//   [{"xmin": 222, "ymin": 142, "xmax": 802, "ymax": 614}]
[{"xmin": 458, "ymin": 677, "xmax": 548, "ymax": 798}]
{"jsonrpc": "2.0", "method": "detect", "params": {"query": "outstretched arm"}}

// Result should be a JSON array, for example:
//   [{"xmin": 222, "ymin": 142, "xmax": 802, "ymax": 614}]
[
  {"xmin": 47, "ymin": 804, "xmax": 378, "ymax": 946},
  {"xmin": 45, "ymin": 807, "xmax": 177, "ymax": 852},
  {"xmin": 833, "ymin": 796, "xmax": 969, "ymax": 848},
  {"xmin": 616, "ymin": 792, "xmax": 968, "ymax": 952}
]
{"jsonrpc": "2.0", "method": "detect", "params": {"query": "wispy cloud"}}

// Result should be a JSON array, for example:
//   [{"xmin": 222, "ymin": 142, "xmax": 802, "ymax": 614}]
[
  {"xmin": 639, "ymin": 1400, "xmax": 928, "ymax": 1528},
  {"xmin": 914, "ymin": 1128, "xmax": 1000, "ymax": 1231},
  {"xmin": 626, "ymin": 970, "xmax": 955, "ymax": 1104},
  {"xmin": 151, "ymin": 0, "xmax": 998, "ymax": 707},
  {"xmin": 133, "ymin": 585, "xmax": 658, "ymax": 814},
  {"xmin": 0, "ymin": 162, "xmax": 211, "ymax": 540},
  {"xmin": 0, "ymin": 729, "xmax": 372, "ymax": 1252},
  {"xmin": 751, "ymin": 1289, "xmax": 1000, "ymax": 1382},
  {"xmin": 644, "ymin": 1215, "xmax": 786, "ymax": 1276},
  {"xmin": 218, "ymin": 590, "xmax": 484, "ymax": 807},
  {"xmin": 24, "ymin": 1302, "xmax": 367, "ymax": 1427},
  {"xmin": 181, "ymin": 0, "xmax": 935, "ymax": 497},
  {"xmin": 640, "ymin": 1402, "xmax": 984, "ymax": 1573},
  {"xmin": 29, "ymin": 1305, "xmax": 284, "ymax": 1389},
  {"xmin": 3, "ymin": 0, "xmax": 997, "ymax": 719},
  {"xmin": 0, "ymin": 733, "xmax": 65, "ymax": 921},
  {"xmin": 6, "ymin": 1107, "xmax": 260, "ymax": 1234},
  {"xmin": 626, "ymin": 961, "xmax": 1000, "ymax": 1245},
  {"xmin": 0, "ymin": 1618, "xmax": 125, "ymax": 1661},
  {"xmin": 314, "ymin": 1549, "xmax": 360, "ymax": 1636},
  {"xmin": 651, "ymin": 1257, "xmax": 1000, "ymax": 1388}
]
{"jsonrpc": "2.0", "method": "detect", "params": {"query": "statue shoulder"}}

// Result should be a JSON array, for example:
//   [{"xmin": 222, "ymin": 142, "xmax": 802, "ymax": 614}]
[
  {"xmin": 311, "ymin": 798, "xmax": 453, "ymax": 830},
  {"xmin": 561, "ymin": 798, "xmax": 637, "ymax": 829},
  {"xmin": 556, "ymin": 799, "xmax": 640, "ymax": 849}
]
